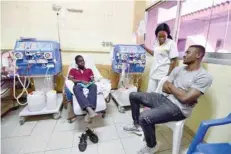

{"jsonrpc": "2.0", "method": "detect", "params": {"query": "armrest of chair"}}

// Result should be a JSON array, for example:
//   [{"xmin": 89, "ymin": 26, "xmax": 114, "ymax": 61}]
[
  {"xmin": 187, "ymin": 113, "xmax": 231, "ymax": 154},
  {"xmin": 65, "ymin": 79, "xmax": 75, "ymax": 94},
  {"xmin": 202, "ymin": 113, "xmax": 231, "ymax": 127},
  {"xmin": 155, "ymin": 76, "xmax": 168, "ymax": 94}
]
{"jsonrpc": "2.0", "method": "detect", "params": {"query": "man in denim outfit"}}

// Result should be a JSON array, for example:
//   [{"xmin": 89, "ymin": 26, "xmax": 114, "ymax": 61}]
[{"xmin": 124, "ymin": 45, "xmax": 213, "ymax": 154}]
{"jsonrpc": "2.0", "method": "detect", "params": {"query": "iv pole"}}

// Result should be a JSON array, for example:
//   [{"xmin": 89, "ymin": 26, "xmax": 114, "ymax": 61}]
[
  {"xmin": 52, "ymin": 4, "xmax": 83, "ymax": 50},
  {"xmin": 52, "ymin": 4, "xmax": 62, "ymax": 48},
  {"xmin": 56, "ymin": 12, "xmax": 61, "ymax": 47}
]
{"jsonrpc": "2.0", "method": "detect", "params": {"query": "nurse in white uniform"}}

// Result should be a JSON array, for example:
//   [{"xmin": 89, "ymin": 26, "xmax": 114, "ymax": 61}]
[{"xmin": 142, "ymin": 23, "xmax": 179, "ymax": 93}]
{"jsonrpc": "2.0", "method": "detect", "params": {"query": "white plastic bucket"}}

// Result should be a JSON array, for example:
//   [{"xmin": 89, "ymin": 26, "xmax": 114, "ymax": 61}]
[
  {"xmin": 27, "ymin": 91, "xmax": 46, "ymax": 112},
  {"xmin": 46, "ymin": 90, "xmax": 57, "ymax": 110}
]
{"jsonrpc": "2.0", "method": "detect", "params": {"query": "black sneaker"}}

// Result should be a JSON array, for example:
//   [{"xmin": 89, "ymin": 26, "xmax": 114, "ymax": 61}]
[
  {"xmin": 78, "ymin": 133, "xmax": 88, "ymax": 152},
  {"xmin": 86, "ymin": 128, "xmax": 98, "ymax": 143}
]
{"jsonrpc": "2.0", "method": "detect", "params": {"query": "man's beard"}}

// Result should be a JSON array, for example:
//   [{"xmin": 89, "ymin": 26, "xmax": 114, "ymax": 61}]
[{"xmin": 78, "ymin": 65, "xmax": 85, "ymax": 70}]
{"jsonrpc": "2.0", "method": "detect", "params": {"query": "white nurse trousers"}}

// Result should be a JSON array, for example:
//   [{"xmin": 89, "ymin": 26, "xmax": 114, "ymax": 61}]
[{"xmin": 146, "ymin": 78, "xmax": 159, "ymax": 93}]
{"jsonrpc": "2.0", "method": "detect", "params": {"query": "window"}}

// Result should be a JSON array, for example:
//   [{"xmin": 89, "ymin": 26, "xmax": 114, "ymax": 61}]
[
  {"xmin": 215, "ymin": 39, "xmax": 224, "ymax": 52},
  {"xmin": 177, "ymin": 39, "xmax": 186, "ymax": 52},
  {"xmin": 145, "ymin": 1, "xmax": 177, "ymax": 49},
  {"xmin": 178, "ymin": 0, "xmax": 231, "ymax": 55},
  {"xmin": 177, "ymin": 38, "xmax": 186, "ymax": 57},
  {"xmin": 146, "ymin": 0, "xmax": 231, "ymax": 64}
]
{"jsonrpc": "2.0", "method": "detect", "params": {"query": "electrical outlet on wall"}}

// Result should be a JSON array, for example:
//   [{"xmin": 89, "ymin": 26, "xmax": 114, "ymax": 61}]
[
  {"xmin": 102, "ymin": 41, "xmax": 105, "ymax": 47},
  {"xmin": 102, "ymin": 41, "xmax": 113, "ymax": 47}
]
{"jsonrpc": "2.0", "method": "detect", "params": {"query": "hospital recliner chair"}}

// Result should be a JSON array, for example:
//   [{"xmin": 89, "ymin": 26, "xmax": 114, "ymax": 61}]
[
  {"xmin": 65, "ymin": 55, "xmax": 110, "ymax": 122},
  {"xmin": 143, "ymin": 76, "xmax": 186, "ymax": 154}
]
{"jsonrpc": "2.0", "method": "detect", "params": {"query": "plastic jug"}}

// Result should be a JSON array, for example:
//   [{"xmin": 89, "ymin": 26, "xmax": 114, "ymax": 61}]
[
  {"xmin": 27, "ymin": 91, "xmax": 46, "ymax": 112},
  {"xmin": 46, "ymin": 90, "xmax": 57, "ymax": 110}
]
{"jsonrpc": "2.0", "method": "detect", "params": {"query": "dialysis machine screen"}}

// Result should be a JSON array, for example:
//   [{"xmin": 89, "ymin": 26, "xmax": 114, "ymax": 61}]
[
  {"xmin": 112, "ymin": 45, "xmax": 146, "ymax": 74},
  {"xmin": 13, "ymin": 39, "xmax": 62, "ymax": 76}
]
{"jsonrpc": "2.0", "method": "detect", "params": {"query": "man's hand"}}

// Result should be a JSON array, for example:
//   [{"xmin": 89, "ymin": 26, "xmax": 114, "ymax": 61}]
[
  {"xmin": 90, "ymin": 76, "xmax": 95, "ymax": 82},
  {"xmin": 162, "ymin": 81, "xmax": 173, "ymax": 94},
  {"xmin": 140, "ymin": 44, "xmax": 145, "ymax": 48},
  {"xmin": 140, "ymin": 44, "xmax": 154, "ymax": 56}
]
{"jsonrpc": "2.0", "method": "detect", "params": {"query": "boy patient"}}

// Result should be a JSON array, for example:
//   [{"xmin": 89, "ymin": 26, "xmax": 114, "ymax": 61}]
[{"xmin": 68, "ymin": 55, "xmax": 97, "ymax": 118}]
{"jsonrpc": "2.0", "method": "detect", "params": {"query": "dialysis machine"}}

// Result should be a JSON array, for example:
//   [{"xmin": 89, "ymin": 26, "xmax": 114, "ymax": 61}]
[
  {"xmin": 111, "ymin": 45, "xmax": 146, "ymax": 113},
  {"xmin": 13, "ymin": 38, "xmax": 63, "ymax": 125}
]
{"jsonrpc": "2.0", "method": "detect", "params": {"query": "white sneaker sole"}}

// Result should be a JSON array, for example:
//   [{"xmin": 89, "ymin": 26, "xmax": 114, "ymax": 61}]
[
  {"xmin": 137, "ymin": 142, "xmax": 160, "ymax": 154},
  {"xmin": 153, "ymin": 142, "xmax": 160, "ymax": 153},
  {"xmin": 124, "ymin": 129, "xmax": 143, "ymax": 136}
]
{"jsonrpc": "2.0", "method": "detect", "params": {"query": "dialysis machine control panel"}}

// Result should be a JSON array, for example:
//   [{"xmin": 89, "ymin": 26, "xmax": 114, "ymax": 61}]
[
  {"xmin": 112, "ymin": 45, "xmax": 146, "ymax": 74},
  {"xmin": 13, "ymin": 38, "xmax": 62, "ymax": 76}
]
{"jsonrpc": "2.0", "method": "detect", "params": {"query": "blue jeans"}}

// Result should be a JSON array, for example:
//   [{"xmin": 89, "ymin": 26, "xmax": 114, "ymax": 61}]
[
  {"xmin": 73, "ymin": 83, "xmax": 97, "ymax": 110},
  {"xmin": 65, "ymin": 86, "xmax": 73, "ymax": 102},
  {"xmin": 129, "ymin": 92, "xmax": 186, "ymax": 148}
]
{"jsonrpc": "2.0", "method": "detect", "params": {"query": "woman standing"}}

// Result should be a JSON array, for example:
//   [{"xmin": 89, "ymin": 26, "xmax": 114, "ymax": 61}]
[{"xmin": 142, "ymin": 23, "xmax": 179, "ymax": 93}]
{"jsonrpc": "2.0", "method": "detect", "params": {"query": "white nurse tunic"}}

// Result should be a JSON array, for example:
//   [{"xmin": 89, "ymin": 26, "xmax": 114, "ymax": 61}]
[{"xmin": 147, "ymin": 39, "xmax": 179, "ymax": 93}]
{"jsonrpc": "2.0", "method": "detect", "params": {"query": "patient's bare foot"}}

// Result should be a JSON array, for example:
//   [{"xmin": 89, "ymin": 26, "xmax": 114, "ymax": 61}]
[
  {"xmin": 85, "ymin": 114, "xmax": 92, "ymax": 123},
  {"xmin": 86, "ymin": 107, "xmax": 97, "ymax": 118},
  {"xmin": 89, "ymin": 112, "xmax": 97, "ymax": 118}
]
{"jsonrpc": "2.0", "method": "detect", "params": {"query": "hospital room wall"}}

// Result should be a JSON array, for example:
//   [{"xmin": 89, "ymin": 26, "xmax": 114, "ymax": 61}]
[
  {"xmin": 1, "ymin": 0, "xmax": 145, "ymax": 65},
  {"xmin": 1, "ymin": 1, "xmax": 135, "ymax": 51},
  {"xmin": 61, "ymin": 0, "xmax": 147, "ymax": 65},
  {"xmin": 61, "ymin": 52, "xmax": 110, "ymax": 65}
]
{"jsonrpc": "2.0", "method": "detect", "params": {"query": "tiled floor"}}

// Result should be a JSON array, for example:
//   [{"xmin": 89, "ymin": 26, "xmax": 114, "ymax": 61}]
[{"xmin": 1, "ymin": 100, "xmax": 192, "ymax": 154}]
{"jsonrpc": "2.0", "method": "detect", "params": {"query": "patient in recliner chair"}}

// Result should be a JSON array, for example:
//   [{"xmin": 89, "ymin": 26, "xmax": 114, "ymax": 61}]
[{"xmin": 68, "ymin": 55, "xmax": 97, "ymax": 119}]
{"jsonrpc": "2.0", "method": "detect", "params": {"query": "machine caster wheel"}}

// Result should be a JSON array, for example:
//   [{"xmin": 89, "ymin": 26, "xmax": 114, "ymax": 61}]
[
  {"xmin": 105, "ymin": 94, "xmax": 111, "ymax": 103},
  {"xmin": 53, "ymin": 112, "xmax": 61, "ymax": 120},
  {"xmin": 63, "ymin": 103, "xmax": 68, "ymax": 110},
  {"xmin": 68, "ymin": 119, "xmax": 73, "ymax": 123},
  {"xmin": 118, "ymin": 106, "xmax": 125, "ymax": 113},
  {"xmin": 67, "ymin": 116, "xmax": 77, "ymax": 123},
  {"xmin": 102, "ymin": 113, "xmax": 106, "ymax": 118},
  {"xmin": 19, "ymin": 117, "xmax": 25, "ymax": 125}
]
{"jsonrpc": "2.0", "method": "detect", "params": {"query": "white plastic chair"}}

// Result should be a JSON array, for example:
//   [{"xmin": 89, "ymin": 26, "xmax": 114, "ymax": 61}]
[
  {"xmin": 156, "ymin": 76, "xmax": 186, "ymax": 154},
  {"xmin": 165, "ymin": 120, "xmax": 186, "ymax": 154},
  {"xmin": 143, "ymin": 76, "xmax": 186, "ymax": 154}
]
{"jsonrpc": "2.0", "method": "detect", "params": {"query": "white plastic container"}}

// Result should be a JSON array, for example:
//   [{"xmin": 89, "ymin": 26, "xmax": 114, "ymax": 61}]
[
  {"xmin": 46, "ymin": 90, "xmax": 57, "ymax": 110},
  {"xmin": 27, "ymin": 91, "xmax": 46, "ymax": 112}
]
